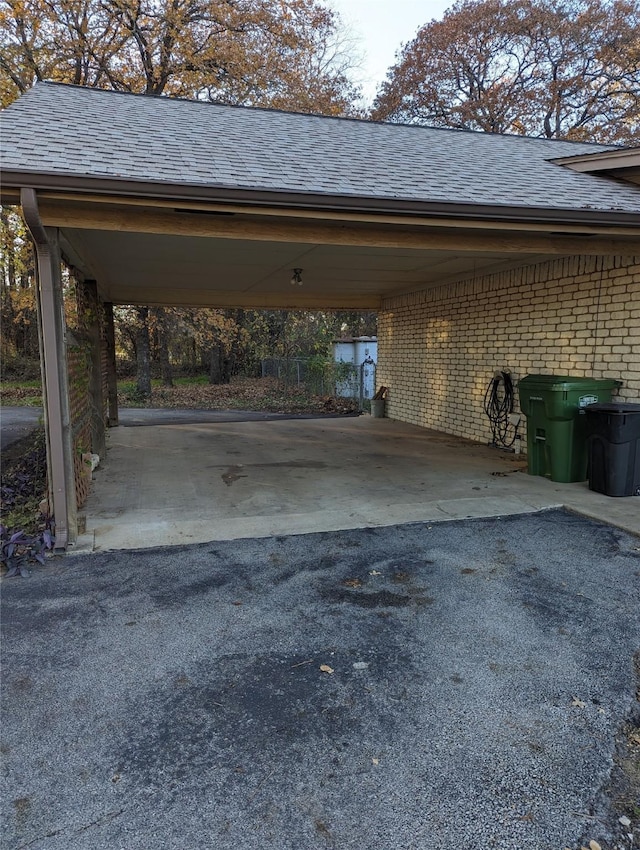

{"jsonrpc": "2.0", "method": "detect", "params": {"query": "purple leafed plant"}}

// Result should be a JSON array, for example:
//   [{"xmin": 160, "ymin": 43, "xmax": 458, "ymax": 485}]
[
  {"xmin": 0, "ymin": 524, "xmax": 55, "ymax": 578},
  {"xmin": 1, "ymin": 427, "xmax": 54, "ymax": 577}
]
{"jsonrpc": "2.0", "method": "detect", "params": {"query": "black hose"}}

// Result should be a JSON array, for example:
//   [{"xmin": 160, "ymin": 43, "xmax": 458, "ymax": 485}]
[{"xmin": 483, "ymin": 371, "xmax": 517, "ymax": 448}]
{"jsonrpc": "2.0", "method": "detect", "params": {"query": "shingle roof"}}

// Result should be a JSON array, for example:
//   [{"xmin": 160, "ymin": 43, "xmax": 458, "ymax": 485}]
[{"xmin": 2, "ymin": 82, "xmax": 640, "ymax": 216}]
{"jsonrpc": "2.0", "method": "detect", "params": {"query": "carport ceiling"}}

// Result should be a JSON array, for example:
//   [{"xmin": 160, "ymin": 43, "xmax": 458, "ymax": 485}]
[
  {"xmin": 38, "ymin": 194, "xmax": 640, "ymax": 311},
  {"xmin": 33, "ymin": 192, "xmax": 640, "ymax": 310},
  {"xmin": 61, "ymin": 225, "xmax": 552, "ymax": 309}
]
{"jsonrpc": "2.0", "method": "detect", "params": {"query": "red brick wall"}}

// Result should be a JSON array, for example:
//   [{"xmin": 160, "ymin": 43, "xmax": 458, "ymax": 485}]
[
  {"xmin": 67, "ymin": 344, "xmax": 92, "ymax": 509},
  {"xmin": 100, "ymin": 303, "xmax": 109, "ymax": 420}
]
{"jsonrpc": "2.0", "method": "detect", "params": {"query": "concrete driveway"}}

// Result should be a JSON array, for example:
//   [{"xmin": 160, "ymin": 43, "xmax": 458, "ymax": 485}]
[
  {"xmin": 3, "ymin": 408, "xmax": 638, "ymax": 545},
  {"xmin": 2, "ymin": 510, "xmax": 639, "ymax": 849},
  {"xmin": 78, "ymin": 415, "xmax": 640, "ymax": 552}
]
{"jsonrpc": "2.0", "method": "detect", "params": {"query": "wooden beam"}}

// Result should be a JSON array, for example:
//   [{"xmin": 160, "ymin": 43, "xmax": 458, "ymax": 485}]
[
  {"xmin": 0, "ymin": 188, "xmax": 21, "ymax": 206},
  {"xmin": 38, "ymin": 201, "xmax": 640, "ymax": 256},
  {"xmin": 36, "ymin": 190, "xmax": 640, "ymax": 236},
  {"xmin": 101, "ymin": 286, "xmax": 381, "ymax": 310},
  {"xmin": 20, "ymin": 195, "xmax": 77, "ymax": 549}
]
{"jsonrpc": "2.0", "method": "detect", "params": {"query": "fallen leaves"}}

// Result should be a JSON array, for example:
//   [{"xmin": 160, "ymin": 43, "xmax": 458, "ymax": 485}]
[
  {"xmin": 1, "ymin": 428, "xmax": 48, "ymax": 535},
  {"xmin": 115, "ymin": 376, "xmax": 360, "ymax": 416},
  {"xmin": 0, "ymin": 385, "xmax": 42, "ymax": 404},
  {"xmin": 342, "ymin": 578, "xmax": 363, "ymax": 588},
  {"xmin": 576, "ymin": 840, "xmax": 602, "ymax": 850},
  {"xmin": 319, "ymin": 664, "xmax": 334, "ymax": 674}
]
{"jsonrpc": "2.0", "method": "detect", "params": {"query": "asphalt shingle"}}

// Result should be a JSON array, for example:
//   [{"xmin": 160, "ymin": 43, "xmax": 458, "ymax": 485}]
[{"xmin": 1, "ymin": 82, "xmax": 640, "ymax": 215}]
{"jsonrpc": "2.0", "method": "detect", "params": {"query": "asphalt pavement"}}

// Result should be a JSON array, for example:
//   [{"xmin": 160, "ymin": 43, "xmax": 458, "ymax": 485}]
[
  {"xmin": 0, "ymin": 406, "xmax": 352, "ymax": 451},
  {"xmin": 116, "ymin": 408, "xmax": 355, "ymax": 426},
  {"xmin": 2, "ymin": 509, "xmax": 639, "ymax": 850},
  {"xmin": 0, "ymin": 405, "xmax": 342, "ymax": 449},
  {"xmin": 0, "ymin": 406, "xmax": 42, "ymax": 450}
]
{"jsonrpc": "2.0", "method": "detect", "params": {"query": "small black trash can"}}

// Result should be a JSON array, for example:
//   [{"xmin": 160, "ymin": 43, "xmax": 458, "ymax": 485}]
[{"xmin": 585, "ymin": 402, "xmax": 640, "ymax": 496}]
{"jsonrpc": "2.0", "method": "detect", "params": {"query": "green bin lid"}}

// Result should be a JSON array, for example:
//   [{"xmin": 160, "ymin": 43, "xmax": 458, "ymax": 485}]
[{"xmin": 518, "ymin": 374, "xmax": 622, "ymax": 389}]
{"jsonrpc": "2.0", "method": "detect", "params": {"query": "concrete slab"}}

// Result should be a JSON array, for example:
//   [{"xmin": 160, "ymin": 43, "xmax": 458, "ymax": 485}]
[{"xmin": 74, "ymin": 416, "xmax": 639, "ymax": 553}]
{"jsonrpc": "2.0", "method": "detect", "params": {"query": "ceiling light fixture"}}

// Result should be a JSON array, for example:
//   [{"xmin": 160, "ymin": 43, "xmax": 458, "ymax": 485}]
[{"xmin": 290, "ymin": 268, "xmax": 303, "ymax": 286}]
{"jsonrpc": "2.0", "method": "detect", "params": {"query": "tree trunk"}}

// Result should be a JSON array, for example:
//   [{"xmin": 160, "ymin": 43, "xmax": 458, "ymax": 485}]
[
  {"xmin": 135, "ymin": 306, "xmax": 152, "ymax": 398},
  {"xmin": 0, "ymin": 209, "xmax": 17, "ymax": 292},
  {"xmin": 209, "ymin": 341, "xmax": 232, "ymax": 385},
  {"xmin": 154, "ymin": 307, "xmax": 173, "ymax": 387},
  {"xmin": 0, "ymin": 208, "xmax": 17, "ymax": 357},
  {"xmin": 209, "ymin": 343, "xmax": 224, "ymax": 384}
]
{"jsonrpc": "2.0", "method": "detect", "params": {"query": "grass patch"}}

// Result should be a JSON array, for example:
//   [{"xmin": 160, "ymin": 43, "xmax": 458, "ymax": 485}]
[
  {"xmin": 0, "ymin": 383, "xmax": 43, "ymax": 406},
  {"xmin": 173, "ymin": 375, "xmax": 210, "ymax": 386},
  {"xmin": 1, "ymin": 379, "xmax": 41, "ymax": 388}
]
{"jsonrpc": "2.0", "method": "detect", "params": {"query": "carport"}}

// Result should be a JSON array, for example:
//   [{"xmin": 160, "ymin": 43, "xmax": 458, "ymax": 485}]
[{"xmin": 1, "ymin": 83, "xmax": 639, "ymax": 549}]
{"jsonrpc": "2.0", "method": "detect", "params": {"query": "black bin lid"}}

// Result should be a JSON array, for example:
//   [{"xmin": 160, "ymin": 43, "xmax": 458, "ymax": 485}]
[{"xmin": 584, "ymin": 402, "xmax": 640, "ymax": 415}]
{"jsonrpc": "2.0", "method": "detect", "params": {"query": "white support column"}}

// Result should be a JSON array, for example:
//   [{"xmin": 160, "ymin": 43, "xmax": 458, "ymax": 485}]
[{"xmin": 21, "ymin": 189, "xmax": 77, "ymax": 549}]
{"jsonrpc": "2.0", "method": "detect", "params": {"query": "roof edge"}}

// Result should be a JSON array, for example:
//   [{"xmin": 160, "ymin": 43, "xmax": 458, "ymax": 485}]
[
  {"xmin": 2, "ymin": 170, "xmax": 639, "ymax": 229},
  {"xmin": 551, "ymin": 147, "xmax": 640, "ymax": 173}
]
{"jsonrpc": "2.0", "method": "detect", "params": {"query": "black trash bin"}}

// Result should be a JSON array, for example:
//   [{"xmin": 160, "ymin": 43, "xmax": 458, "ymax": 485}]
[{"xmin": 585, "ymin": 402, "xmax": 640, "ymax": 496}]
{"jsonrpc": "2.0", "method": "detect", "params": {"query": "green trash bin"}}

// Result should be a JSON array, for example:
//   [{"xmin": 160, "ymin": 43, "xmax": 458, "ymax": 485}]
[{"xmin": 517, "ymin": 375, "xmax": 621, "ymax": 483}]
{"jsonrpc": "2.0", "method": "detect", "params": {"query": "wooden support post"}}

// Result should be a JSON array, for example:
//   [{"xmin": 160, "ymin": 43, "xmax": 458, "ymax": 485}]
[
  {"xmin": 43, "ymin": 227, "xmax": 77, "ymax": 546},
  {"xmin": 103, "ymin": 302, "xmax": 119, "ymax": 427},
  {"xmin": 22, "ymin": 186, "xmax": 77, "ymax": 548}
]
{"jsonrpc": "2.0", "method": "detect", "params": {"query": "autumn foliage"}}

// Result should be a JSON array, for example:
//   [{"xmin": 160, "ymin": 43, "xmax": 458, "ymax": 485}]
[
  {"xmin": 372, "ymin": 0, "xmax": 640, "ymax": 143},
  {"xmin": 0, "ymin": 0, "xmax": 358, "ymax": 113}
]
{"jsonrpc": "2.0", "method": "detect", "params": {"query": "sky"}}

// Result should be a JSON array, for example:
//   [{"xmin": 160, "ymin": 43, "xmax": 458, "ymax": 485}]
[{"xmin": 328, "ymin": 0, "xmax": 452, "ymax": 104}]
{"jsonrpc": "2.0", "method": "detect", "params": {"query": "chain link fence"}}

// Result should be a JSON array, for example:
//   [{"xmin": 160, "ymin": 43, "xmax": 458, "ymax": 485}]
[{"xmin": 261, "ymin": 358, "xmax": 376, "ymax": 408}]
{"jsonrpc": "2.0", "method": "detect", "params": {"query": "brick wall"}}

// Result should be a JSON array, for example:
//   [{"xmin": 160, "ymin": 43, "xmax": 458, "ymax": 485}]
[
  {"xmin": 67, "ymin": 343, "xmax": 92, "ymax": 508},
  {"xmin": 100, "ymin": 303, "xmax": 109, "ymax": 420},
  {"xmin": 75, "ymin": 279, "xmax": 109, "ymax": 430},
  {"xmin": 377, "ymin": 255, "xmax": 640, "ymax": 445}
]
